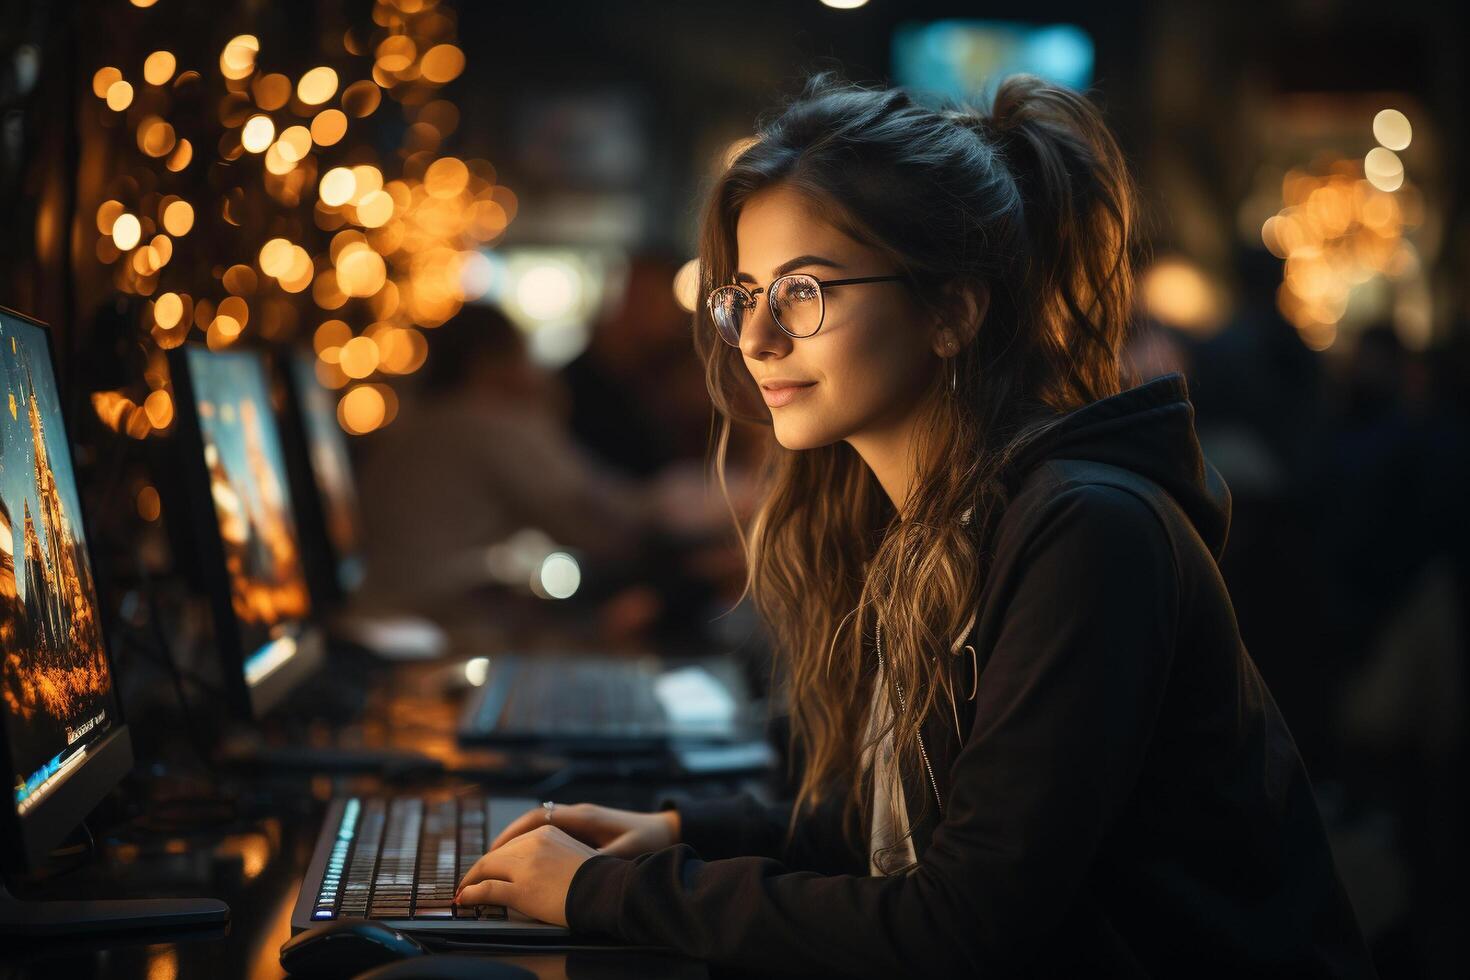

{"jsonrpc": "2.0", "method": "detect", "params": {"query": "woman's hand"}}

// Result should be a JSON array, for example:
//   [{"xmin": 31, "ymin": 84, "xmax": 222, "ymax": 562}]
[
  {"xmin": 488, "ymin": 802, "xmax": 680, "ymax": 858},
  {"xmin": 454, "ymin": 803, "xmax": 681, "ymax": 926},
  {"xmin": 455, "ymin": 825, "xmax": 595, "ymax": 927}
]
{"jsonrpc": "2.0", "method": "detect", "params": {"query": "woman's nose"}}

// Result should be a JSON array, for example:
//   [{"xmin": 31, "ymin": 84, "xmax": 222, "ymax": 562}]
[{"xmin": 738, "ymin": 297, "xmax": 793, "ymax": 360}]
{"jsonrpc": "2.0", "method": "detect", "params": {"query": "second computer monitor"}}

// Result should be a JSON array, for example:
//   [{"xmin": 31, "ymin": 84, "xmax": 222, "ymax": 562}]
[{"xmin": 169, "ymin": 345, "xmax": 321, "ymax": 718}]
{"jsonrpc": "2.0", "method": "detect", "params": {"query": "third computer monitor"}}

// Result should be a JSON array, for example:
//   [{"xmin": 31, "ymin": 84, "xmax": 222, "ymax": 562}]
[
  {"xmin": 169, "ymin": 345, "xmax": 321, "ymax": 719},
  {"xmin": 284, "ymin": 351, "xmax": 365, "ymax": 605}
]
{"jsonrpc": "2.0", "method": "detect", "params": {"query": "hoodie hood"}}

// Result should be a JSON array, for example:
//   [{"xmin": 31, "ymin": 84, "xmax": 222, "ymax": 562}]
[{"xmin": 1007, "ymin": 372, "xmax": 1232, "ymax": 559}]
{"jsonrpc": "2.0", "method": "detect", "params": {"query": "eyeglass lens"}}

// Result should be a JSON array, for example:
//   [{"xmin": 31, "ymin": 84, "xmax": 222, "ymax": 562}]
[{"xmin": 708, "ymin": 275, "xmax": 823, "ymax": 345}]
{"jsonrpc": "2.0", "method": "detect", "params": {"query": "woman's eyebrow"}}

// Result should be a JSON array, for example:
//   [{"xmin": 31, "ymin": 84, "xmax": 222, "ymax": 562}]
[{"xmin": 734, "ymin": 254, "xmax": 845, "ymax": 284}]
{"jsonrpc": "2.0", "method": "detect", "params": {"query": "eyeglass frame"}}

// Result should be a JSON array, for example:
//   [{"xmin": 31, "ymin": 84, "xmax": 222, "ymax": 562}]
[{"xmin": 706, "ymin": 273, "xmax": 907, "ymax": 346}]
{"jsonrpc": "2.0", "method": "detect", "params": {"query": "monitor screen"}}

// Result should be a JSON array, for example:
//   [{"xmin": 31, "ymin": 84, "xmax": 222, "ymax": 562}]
[
  {"xmin": 182, "ymin": 347, "xmax": 311, "ymax": 689},
  {"xmin": 0, "ymin": 314, "xmax": 119, "ymax": 819},
  {"xmin": 892, "ymin": 20, "xmax": 1094, "ymax": 105},
  {"xmin": 289, "ymin": 353, "xmax": 364, "ymax": 594}
]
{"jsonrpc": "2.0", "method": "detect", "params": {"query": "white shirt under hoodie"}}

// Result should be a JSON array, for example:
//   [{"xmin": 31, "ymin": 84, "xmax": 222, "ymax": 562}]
[{"xmin": 862, "ymin": 660, "xmax": 919, "ymax": 876}]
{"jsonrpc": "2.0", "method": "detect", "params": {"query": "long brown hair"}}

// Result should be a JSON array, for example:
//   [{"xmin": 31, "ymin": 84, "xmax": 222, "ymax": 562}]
[{"xmin": 695, "ymin": 72, "xmax": 1145, "ymax": 847}]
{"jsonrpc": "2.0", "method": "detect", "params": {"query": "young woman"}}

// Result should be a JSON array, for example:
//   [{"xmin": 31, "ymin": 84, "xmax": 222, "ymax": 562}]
[{"xmin": 455, "ymin": 73, "xmax": 1376, "ymax": 977}]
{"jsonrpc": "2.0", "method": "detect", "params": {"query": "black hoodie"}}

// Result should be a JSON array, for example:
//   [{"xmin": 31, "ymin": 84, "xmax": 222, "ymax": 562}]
[{"xmin": 565, "ymin": 373, "xmax": 1377, "ymax": 978}]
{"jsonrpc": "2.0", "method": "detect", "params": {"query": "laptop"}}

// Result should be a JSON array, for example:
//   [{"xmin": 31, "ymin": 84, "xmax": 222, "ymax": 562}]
[{"xmin": 456, "ymin": 651, "xmax": 754, "ymax": 753}]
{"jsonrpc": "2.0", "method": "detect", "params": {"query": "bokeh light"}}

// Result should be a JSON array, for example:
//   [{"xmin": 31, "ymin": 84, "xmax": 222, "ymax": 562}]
[
  {"xmin": 143, "ymin": 51, "xmax": 176, "ymax": 86},
  {"xmin": 297, "ymin": 66, "xmax": 339, "ymax": 105},
  {"xmin": 91, "ymin": 0, "xmax": 513, "ymax": 436},
  {"xmin": 112, "ymin": 213, "xmax": 141, "ymax": 250},
  {"xmin": 1373, "ymin": 109, "xmax": 1412, "ymax": 151},
  {"xmin": 105, "ymin": 80, "xmax": 134, "ymax": 111},
  {"xmin": 242, "ymin": 115, "xmax": 276, "ymax": 153}
]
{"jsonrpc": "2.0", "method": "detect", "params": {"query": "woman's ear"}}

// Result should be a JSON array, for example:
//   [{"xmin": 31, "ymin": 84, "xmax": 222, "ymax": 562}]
[{"xmin": 931, "ymin": 280, "xmax": 990, "ymax": 355}]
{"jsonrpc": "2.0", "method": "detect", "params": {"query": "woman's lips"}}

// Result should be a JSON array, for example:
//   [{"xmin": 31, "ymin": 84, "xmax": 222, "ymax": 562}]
[{"xmin": 761, "ymin": 382, "xmax": 816, "ymax": 408}]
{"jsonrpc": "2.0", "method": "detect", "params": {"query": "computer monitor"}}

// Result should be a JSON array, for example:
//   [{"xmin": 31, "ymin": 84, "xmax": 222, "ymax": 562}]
[
  {"xmin": 167, "ymin": 345, "xmax": 322, "ymax": 719},
  {"xmin": 0, "ymin": 307, "xmax": 226, "ymax": 932},
  {"xmin": 279, "ymin": 351, "xmax": 365, "ymax": 607}
]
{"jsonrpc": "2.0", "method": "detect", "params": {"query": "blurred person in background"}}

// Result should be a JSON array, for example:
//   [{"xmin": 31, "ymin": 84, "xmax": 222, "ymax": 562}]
[
  {"xmin": 352, "ymin": 302, "xmax": 652, "ymax": 633},
  {"xmin": 560, "ymin": 250, "xmax": 770, "ymax": 649},
  {"xmin": 562, "ymin": 253, "xmax": 713, "ymax": 478},
  {"xmin": 353, "ymin": 300, "xmax": 756, "ymax": 648}
]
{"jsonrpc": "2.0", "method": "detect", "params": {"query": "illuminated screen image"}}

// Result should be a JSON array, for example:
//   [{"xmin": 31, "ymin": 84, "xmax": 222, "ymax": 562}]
[
  {"xmin": 892, "ymin": 20, "xmax": 1094, "ymax": 105},
  {"xmin": 290, "ymin": 354, "xmax": 365, "ymax": 593},
  {"xmin": 0, "ymin": 314, "xmax": 117, "ymax": 816},
  {"xmin": 184, "ymin": 348, "xmax": 311, "ymax": 685}
]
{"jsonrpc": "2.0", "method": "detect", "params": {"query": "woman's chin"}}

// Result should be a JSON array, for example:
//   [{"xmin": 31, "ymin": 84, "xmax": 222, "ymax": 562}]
[{"xmin": 772, "ymin": 416, "xmax": 843, "ymax": 451}]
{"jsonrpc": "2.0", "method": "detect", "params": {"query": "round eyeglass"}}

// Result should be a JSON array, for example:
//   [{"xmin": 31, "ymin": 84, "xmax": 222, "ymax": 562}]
[{"xmin": 706, "ymin": 273, "xmax": 906, "ymax": 347}]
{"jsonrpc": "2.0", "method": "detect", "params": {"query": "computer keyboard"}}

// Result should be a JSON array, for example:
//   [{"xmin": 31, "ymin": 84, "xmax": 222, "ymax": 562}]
[{"xmin": 309, "ymin": 795, "xmax": 506, "ymax": 922}]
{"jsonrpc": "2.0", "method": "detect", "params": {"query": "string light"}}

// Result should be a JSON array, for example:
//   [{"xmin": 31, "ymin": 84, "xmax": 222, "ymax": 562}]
[
  {"xmin": 112, "ymin": 213, "xmax": 141, "ymax": 250},
  {"xmin": 220, "ymin": 35, "xmax": 259, "ymax": 80},
  {"xmin": 320, "ymin": 167, "xmax": 356, "ymax": 207},
  {"xmin": 105, "ymin": 80, "xmax": 134, "ymax": 111},
  {"xmin": 154, "ymin": 292, "xmax": 184, "ymax": 329},
  {"xmin": 297, "ymin": 66, "xmax": 339, "ymax": 106},
  {"xmin": 241, "ymin": 115, "xmax": 275, "ymax": 153},
  {"xmin": 311, "ymin": 109, "xmax": 348, "ymax": 146}
]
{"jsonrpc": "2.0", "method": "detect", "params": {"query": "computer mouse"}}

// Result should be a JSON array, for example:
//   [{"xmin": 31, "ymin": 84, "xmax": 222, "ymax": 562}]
[
  {"xmin": 355, "ymin": 953, "xmax": 536, "ymax": 980},
  {"xmin": 279, "ymin": 920, "xmax": 429, "ymax": 978}
]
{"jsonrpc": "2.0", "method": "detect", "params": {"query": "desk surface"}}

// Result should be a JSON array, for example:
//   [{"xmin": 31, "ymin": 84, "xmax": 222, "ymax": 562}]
[{"xmin": 3, "ymin": 655, "xmax": 768, "ymax": 979}]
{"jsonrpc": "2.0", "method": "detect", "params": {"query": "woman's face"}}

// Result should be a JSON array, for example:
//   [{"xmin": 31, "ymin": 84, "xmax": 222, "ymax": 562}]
[{"xmin": 733, "ymin": 184, "xmax": 942, "ymax": 451}]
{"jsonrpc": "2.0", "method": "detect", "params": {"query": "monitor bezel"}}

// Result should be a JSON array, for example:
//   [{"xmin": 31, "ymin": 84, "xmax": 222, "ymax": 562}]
[
  {"xmin": 0, "ymin": 304, "xmax": 137, "ymax": 874},
  {"xmin": 164, "ymin": 342, "xmax": 323, "ymax": 721}
]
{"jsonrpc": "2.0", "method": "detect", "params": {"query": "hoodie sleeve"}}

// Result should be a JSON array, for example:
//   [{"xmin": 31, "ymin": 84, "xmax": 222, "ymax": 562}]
[
  {"xmin": 563, "ymin": 484, "xmax": 1181, "ymax": 976},
  {"xmin": 662, "ymin": 790, "xmax": 866, "ymax": 875}
]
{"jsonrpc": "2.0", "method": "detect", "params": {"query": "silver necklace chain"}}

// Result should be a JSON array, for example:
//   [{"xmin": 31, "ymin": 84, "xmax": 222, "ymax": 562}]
[{"xmin": 875, "ymin": 619, "xmax": 944, "ymax": 815}]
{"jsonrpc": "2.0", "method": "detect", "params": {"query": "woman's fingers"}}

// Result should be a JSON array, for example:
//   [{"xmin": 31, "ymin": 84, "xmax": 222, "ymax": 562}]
[
  {"xmin": 456, "ymin": 877, "xmax": 513, "ymax": 909},
  {"xmin": 488, "ymin": 808, "xmax": 551, "ymax": 851},
  {"xmin": 491, "ymin": 803, "xmax": 611, "ymax": 851},
  {"xmin": 454, "ymin": 826, "xmax": 592, "ymax": 928},
  {"xmin": 459, "ymin": 839, "xmax": 515, "ymax": 893}
]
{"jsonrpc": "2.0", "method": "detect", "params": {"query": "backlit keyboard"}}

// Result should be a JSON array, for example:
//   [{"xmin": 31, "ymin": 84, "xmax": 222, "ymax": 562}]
[{"xmin": 310, "ymin": 795, "xmax": 507, "ymax": 922}]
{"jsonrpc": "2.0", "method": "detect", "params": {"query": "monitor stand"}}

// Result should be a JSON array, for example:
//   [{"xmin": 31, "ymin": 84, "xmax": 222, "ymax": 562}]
[{"xmin": 0, "ymin": 881, "xmax": 228, "ymax": 936}]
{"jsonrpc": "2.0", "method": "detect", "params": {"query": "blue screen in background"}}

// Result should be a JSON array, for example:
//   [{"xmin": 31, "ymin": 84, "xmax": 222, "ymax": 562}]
[{"xmin": 892, "ymin": 20, "xmax": 1094, "ymax": 107}]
